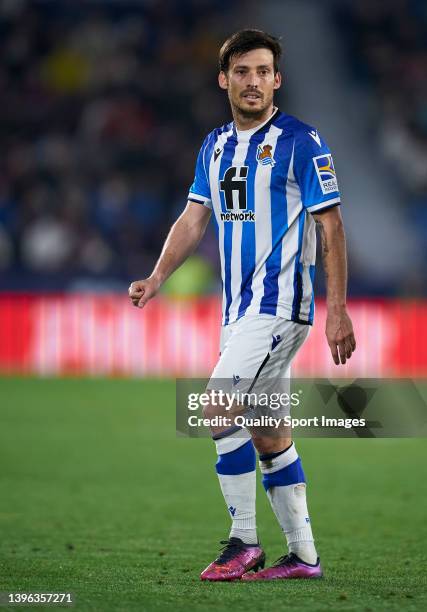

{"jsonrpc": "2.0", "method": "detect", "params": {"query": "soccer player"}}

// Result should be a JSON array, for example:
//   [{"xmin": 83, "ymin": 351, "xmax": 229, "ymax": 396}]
[{"xmin": 129, "ymin": 29, "xmax": 356, "ymax": 581}]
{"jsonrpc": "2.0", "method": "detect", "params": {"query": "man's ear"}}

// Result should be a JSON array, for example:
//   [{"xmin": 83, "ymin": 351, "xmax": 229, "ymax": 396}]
[
  {"xmin": 218, "ymin": 71, "xmax": 228, "ymax": 90},
  {"xmin": 273, "ymin": 71, "xmax": 282, "ymax": 90}
]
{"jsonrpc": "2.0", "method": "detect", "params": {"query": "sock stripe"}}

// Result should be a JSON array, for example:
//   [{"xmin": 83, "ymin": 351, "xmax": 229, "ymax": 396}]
[
  {"xmin": 261, "ymin": 457, "xmax": 305, "ymax": 491},
  {"xmin": 259, "ymin": 442, "xmax": 293, "ymax": 461},
  {"xmin": 259, "ymin": 442, "xmax": 298, "ymax": 474},
  {"xmin": 216, "ymin": 439, "xmax": 256, "ymax": 475},
  {"xmin": 214, "ymin": 427, "xmax": 251, "ymax": 455}
]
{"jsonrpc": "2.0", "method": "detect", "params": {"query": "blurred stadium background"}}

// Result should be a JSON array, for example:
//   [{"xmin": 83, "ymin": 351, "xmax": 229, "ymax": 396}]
[
  {"xmin": 0, "ymin": 0, "xmax": 426, "ymax": 378},
  {"xmin": 1, "ymin": 2, "xmax": 427, "ymax": 609}
]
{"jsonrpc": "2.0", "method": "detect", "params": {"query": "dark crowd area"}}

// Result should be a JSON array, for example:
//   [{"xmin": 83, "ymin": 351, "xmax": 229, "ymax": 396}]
[
  {"xmin": 0, "ymin": 0, "xmax": 426, "ymax": 294},
  {"xmin": 0, "ymin": 0, "xmax": 237, "ymax": 291},
  {"xmin": 334, "ymin": 0, "xmax": 427, "ymax": 275}
]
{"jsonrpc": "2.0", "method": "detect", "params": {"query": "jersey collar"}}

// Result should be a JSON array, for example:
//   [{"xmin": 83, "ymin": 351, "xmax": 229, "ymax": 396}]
[{"xmin": 233, "ymin": 107, "xmax": 280, "ymax": 139}]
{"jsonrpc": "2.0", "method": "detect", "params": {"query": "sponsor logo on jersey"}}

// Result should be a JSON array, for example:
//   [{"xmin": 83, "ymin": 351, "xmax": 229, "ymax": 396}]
[
  {"xmin": 256, "ymin": 144, "xmax": 275, "ymax": 167},
  {"xmin": 220, "ymin": 210, "xmax": 255, "ymax": 221},
  {"xmin": 313, "ymin": 154, "xmax": 338, "ymax": 195},
  {"xmin": 228, "ymin": 506, "xmax": 237, "ymax": 516},
  {"xmin": 219, "ymin": 166, "xmax": 256, "ymax": 222}
]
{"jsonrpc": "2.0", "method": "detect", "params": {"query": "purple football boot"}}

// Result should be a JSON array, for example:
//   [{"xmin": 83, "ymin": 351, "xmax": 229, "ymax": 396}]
[
  {"xmin": 200, "ymin": 537, "xmax": 265, "ymax": 581},
  {"xmin": 241, "ymin": 552, "xmax": 322, "ymax": 581}
]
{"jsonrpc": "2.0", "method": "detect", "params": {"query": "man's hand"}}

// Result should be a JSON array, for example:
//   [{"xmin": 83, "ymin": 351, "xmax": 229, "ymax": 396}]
[
  {"xmin": 128, "ymin": 276, "xmax": 161, "ymax": 309},
  {"xmin": 325, "ymin": 306, "xmax": 356, "ymax": 365},
  {"xmin": 128, "ymin": 201, "xmax": 211, "ymax": 310},
  {"xmin": 312, "ymin": 207, "xmax": 355, "ymax": 366}
]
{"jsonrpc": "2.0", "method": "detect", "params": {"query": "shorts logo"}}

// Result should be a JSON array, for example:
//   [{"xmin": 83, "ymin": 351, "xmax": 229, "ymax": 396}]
[
  {"xmin": 256, "ymin": 144, "xmax": 275, "ymax": 167},
  {"xmin": 313, "ymin": 154, "xmax": 338, "ymax": 195},
  {"xmin": 271, "ymin": 334, "xmax": 282, "ymax": 350}
]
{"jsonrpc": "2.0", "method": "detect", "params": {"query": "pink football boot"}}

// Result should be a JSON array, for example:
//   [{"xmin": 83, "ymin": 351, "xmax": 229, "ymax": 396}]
[
  {"xmin": 200, "ymin": 537, "xmax": 265, "ymax": 581},
  {"xmin": 241, "ymin": 552, "xmax": 322, "ymax": 581}
]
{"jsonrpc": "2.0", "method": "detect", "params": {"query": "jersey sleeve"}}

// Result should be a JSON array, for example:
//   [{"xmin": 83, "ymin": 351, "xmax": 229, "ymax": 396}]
[
  {"xmin": 293, "ymin": 128, "xmax": 341, "ymax": 213},
  {"xmin": 188, "ymin": 136, "xmax": 212, "ymax": 209}
]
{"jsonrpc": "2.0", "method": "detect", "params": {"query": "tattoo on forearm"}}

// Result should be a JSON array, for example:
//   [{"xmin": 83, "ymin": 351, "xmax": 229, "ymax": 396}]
[
  {"xmin": 317, "ymin": 221, "xmax": 329, "ymax": 279},
  {"xmin": 315, "ymin": 215, "xmax": 348, "ymax": 301}
]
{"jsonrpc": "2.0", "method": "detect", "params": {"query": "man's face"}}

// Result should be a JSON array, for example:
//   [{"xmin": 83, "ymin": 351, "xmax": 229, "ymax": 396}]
[{"xmin": 219, "ymin": 48, "xmax": 281, "ymax": 119}]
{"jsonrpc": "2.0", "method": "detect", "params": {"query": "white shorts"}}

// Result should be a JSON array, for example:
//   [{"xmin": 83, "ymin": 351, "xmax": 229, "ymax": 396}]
[{"xmin": 208, "ymin": 314, "xmax": 310, "ymax": 419}]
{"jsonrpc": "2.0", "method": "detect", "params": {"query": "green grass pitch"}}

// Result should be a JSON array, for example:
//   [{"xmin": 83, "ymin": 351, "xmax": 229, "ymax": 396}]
[{"xmin": 0, "ymin": 378, "xmax": 426, "ymax": 611}]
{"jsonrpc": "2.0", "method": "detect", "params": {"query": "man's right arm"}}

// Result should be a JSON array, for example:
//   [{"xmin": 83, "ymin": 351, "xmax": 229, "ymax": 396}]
[{"xmin": 128, "ymin": 201, "xmax": 212, "ymax": 308}]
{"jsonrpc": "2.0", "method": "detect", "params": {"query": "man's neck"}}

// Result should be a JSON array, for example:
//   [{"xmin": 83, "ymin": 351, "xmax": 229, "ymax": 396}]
[{"xmin": 232, "ymin": 103, "xmax": 276, "ymax": 131}]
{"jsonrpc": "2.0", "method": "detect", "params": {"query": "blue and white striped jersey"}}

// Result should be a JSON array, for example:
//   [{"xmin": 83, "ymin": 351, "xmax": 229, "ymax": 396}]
[{"xmin": 188, "ymin": 108, "xmax": 341, "ymax": 326}]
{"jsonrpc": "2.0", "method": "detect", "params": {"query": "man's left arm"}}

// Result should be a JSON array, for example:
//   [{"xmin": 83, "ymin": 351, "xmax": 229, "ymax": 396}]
[{"xmin": 313, "ymin": 206, "xmax": 356, "ymax": 365}]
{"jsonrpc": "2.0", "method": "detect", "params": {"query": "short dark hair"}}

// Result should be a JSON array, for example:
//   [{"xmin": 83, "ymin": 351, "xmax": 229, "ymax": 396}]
[{"xmin": 219, "ymin": 29, "xmax": 282, "ymax": 74}]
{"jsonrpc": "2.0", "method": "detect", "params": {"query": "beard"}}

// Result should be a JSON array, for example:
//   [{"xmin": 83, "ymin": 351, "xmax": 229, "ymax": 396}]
[
  {"xmin": 235, "ymin": 104, "xmax": 266, "ymax": 120},
  {"xmin": 230, "ymin": 91, "xmax": 273, "ymax": 120}
]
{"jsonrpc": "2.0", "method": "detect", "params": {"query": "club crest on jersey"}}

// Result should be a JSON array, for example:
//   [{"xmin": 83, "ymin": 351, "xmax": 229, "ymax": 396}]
[
  {"xmin": 256, "ymin": 144, "xmax": 275, "ymax": 167},
  {"xmin": 313, "ymin": 154, "xmax": 338, "ymax": 195}
]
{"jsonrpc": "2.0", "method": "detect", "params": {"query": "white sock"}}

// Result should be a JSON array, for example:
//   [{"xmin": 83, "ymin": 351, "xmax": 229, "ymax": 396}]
[
  {"xmin": 217, "ymin": 471, "xmax": 258, "ymax": 544},
  {"xmin": 215, "ymin": 431, "xmax": 258, "ymax": 545},
  {"xmin": 267, "ymin": 483, "xmax": 317, "ymax": 563},
  {"xmin": 260, "ymin": 444, "xmax": 318, "ymax": 564}
]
